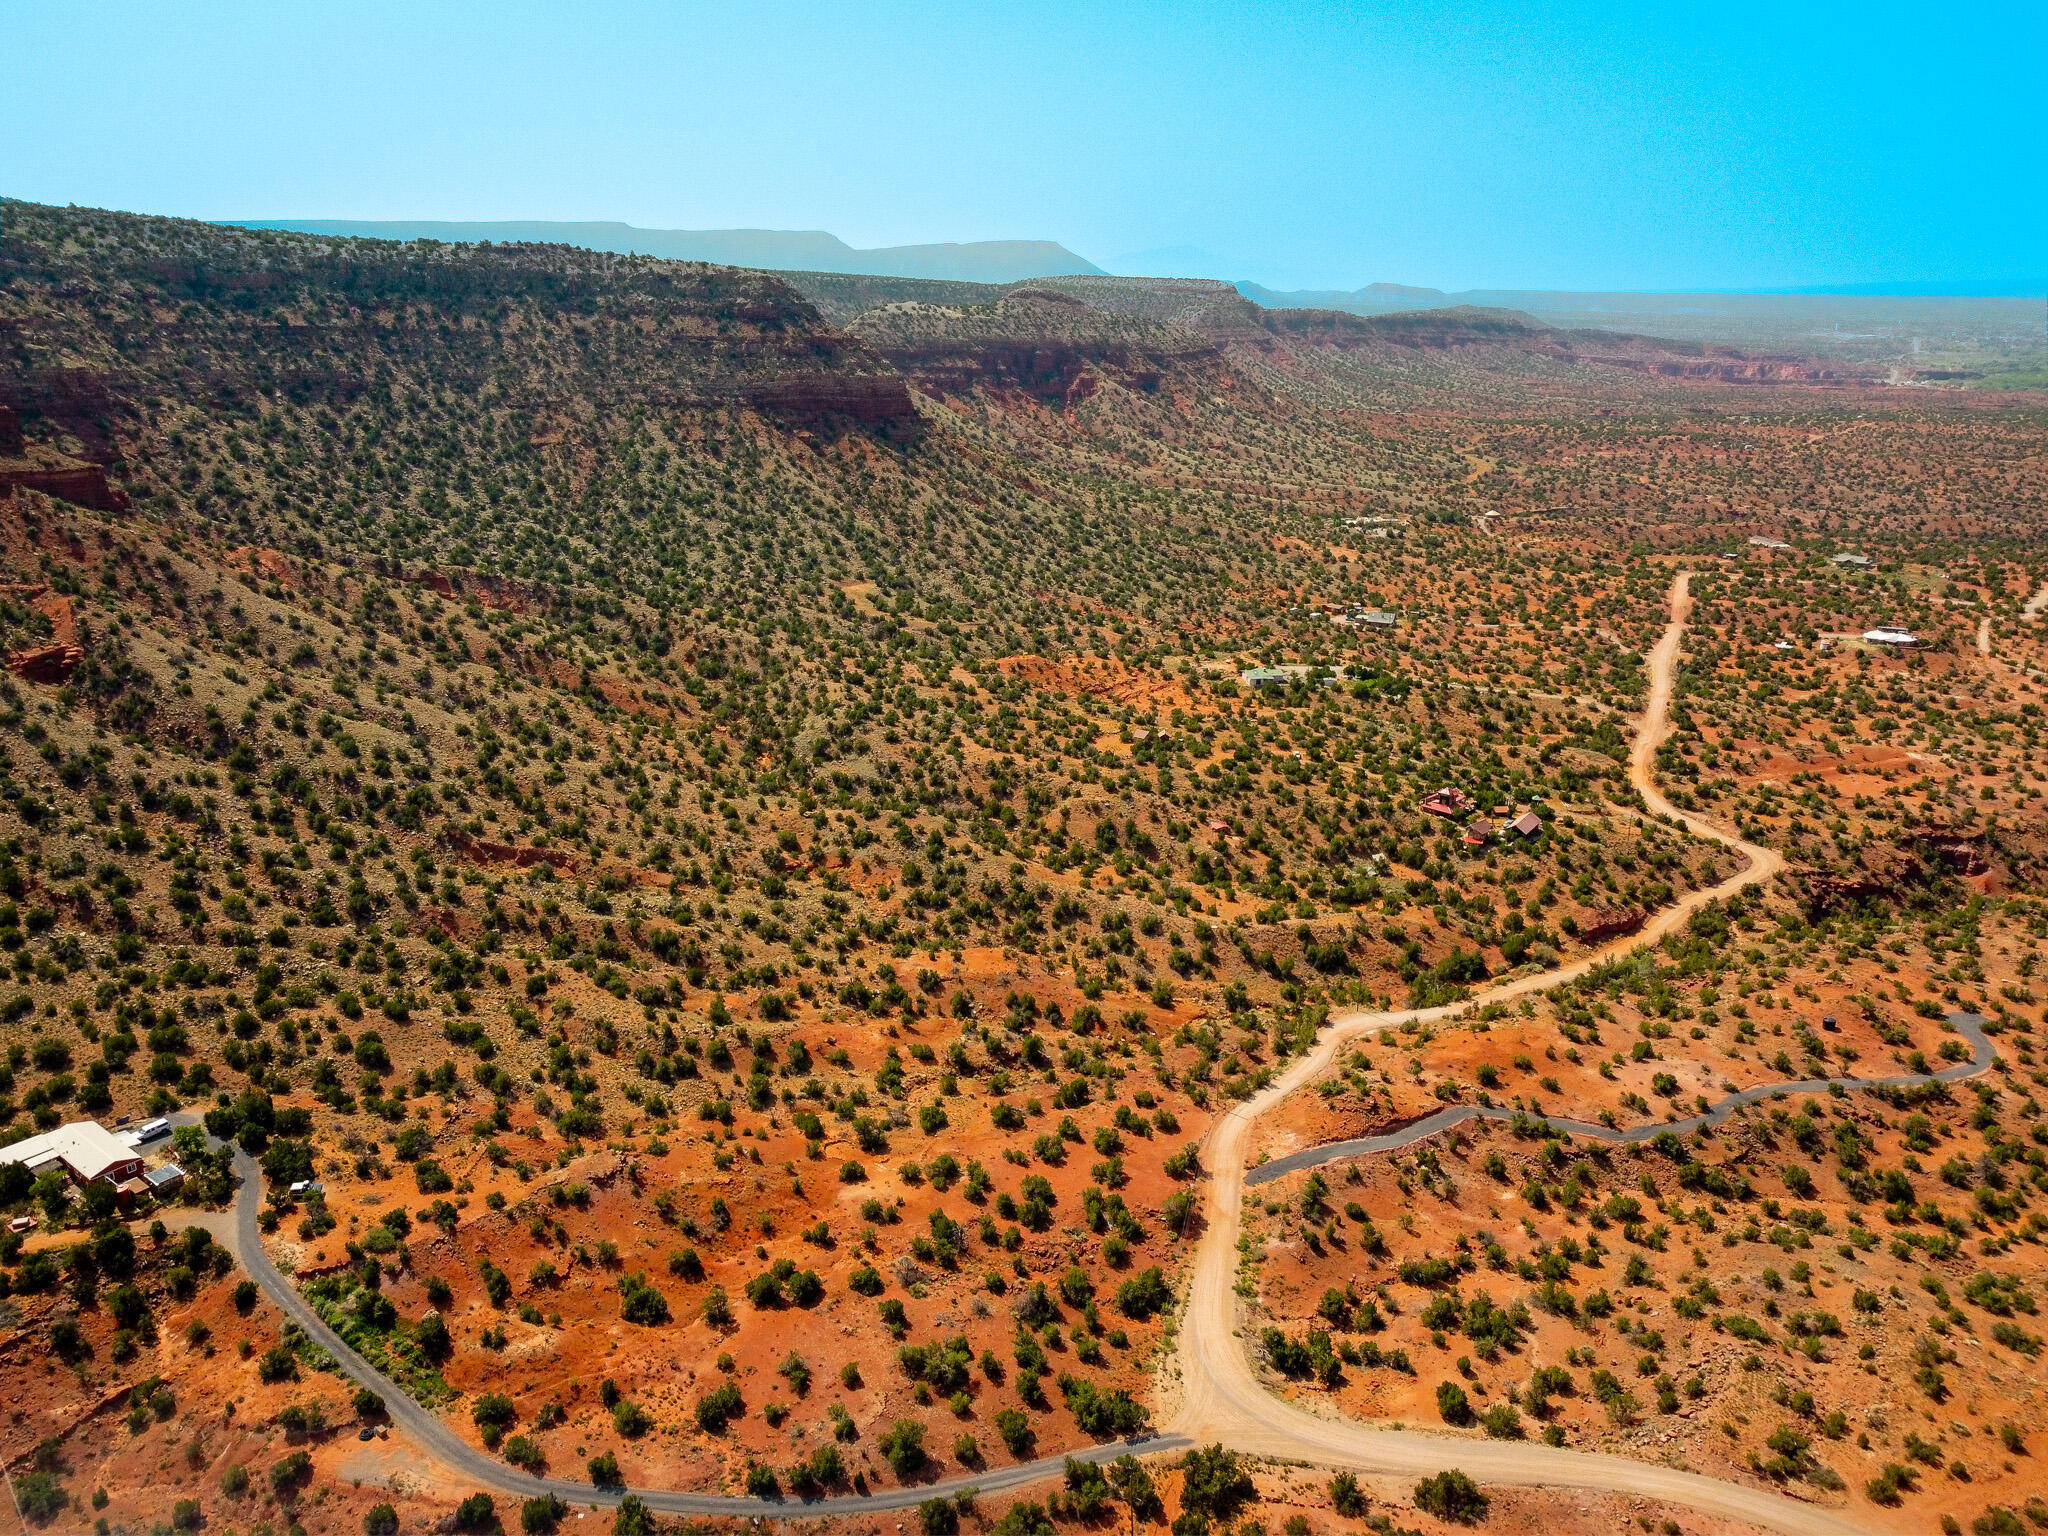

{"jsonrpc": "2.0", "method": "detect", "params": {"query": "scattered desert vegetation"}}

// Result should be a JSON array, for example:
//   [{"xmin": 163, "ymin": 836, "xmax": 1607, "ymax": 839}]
[{"xmin": 0, "ymin": 197, "xmax": 2044, "ymax": 1534}]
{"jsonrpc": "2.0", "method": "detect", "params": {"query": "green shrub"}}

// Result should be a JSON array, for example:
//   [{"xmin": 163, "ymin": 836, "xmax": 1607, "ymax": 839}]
[
  {"xmin": 996, "ymin": 1407, "xmax": 1033, "ymax": 1456},
  {"xmin": 1481, "ymin": 1402, "xmax": 1522, "ymax": 1439},
  {"xmin": 522, "ymin": 1493, "xmax": 569, "ymax": 1534},
  {"xmin": 880, "ymin": 1418, "xmax": 927, "ymax": 1477},
  {"xmin": 695, "ymin": 1381, "xmax": 744, "ymax": 1432},
  {"xmin": 13, "ymin": 1473, "xmax": 65, "ymax": 1525},
  {"xmin": 1329, "ymin": 1471, "xmax": 1366, "ymax": 1516},
  {"xmin": 255, "ymin": 1342, "xmax": 296, "ymax": 1382},
  {"xmin": 618, "ymin": 1271, "xmax": 671, "ymax": 1324},
  {"xmin": 1177, "ymin": 1444, "xmax": 1253, "ymax": 1522},
  {"xmin": 1435, "ymin": 1380, "xmax": 1473, "ymax": 1425},
  {"xmin": 1413, "ymin": 1469, "xmax": 1488, "ymax": 1524},
  {"xmin": 472, "ymin": 1392, "xmax": 516, "ymax": 1429}
]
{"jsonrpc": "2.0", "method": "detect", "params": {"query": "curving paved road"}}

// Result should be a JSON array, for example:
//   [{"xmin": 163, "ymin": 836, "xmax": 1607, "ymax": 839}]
[
  {"xmin": 196, "ymin": 573, "xmax": 1986, "ymax": 1533},
  {"xmin": 1249, "ymin": 1009, "xmax": 1993, "ymax": 1186},
  {"xmin": 1162, "ymin": 572, "xmax": 1972, "ymax": 1536},
  {"xmin": 194, "ymin": 1126, "xmax": 1186, "ymax": 1516}
]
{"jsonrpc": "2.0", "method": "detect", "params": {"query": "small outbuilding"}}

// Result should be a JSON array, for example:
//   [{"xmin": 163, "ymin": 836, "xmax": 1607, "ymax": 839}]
[{"xmin": 145, "ymin": 1164, "xmax": 186, "ymax": 1197}]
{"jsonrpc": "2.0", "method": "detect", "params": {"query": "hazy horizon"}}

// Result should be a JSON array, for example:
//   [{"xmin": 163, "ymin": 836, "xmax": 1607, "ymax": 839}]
[
  {"xmin": 7, "ymin": 1, "xmax": 2044, "ymax": 293},
  {"xmin": 205, "ymin": 214, "xmax": 2046, "ymax": 297}
]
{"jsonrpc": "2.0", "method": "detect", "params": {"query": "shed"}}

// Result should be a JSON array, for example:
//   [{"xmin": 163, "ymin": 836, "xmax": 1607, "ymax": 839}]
[{"xmin": 145, "ymin": 1164, "xmax": 186, "ymax": 1196}]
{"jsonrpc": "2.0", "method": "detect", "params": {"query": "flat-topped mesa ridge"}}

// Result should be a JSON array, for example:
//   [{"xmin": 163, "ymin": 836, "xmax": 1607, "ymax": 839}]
[{"xmin": 0, "ymin": 197, "xmax": 923, "ymax": 446}]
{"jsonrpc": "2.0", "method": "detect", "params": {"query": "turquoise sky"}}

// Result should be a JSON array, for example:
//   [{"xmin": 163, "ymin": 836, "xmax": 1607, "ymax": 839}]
[{"xmin": 6, "ymin": 0, "xmax": 2041, "ymax": 291}]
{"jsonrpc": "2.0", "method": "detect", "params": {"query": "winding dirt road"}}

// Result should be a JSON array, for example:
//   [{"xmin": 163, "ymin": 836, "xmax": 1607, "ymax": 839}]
[
  {"xmin": 203, "ymin": 573, "xmax": 1968, "ymax": 1531},
  {"xmin": 1163, "ymin": 573, "xmax": 1884, "ymax": 1536}
]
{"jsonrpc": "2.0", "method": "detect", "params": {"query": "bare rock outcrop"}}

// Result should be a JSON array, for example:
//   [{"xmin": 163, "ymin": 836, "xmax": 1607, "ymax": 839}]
[{"xmin": 3, "ymin": 583, "xmax": 85, "ymax": 682}]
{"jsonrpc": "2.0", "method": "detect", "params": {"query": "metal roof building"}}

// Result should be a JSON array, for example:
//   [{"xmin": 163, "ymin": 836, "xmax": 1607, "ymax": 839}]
[{"xmin": 0, "ymin": 1122, "xmax": 146, "ymax": 1185}]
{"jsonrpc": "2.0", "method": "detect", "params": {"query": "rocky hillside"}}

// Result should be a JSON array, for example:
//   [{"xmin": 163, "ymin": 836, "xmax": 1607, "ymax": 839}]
[
  {"xmin": 0, "ymin": 199, "xmax": 921, "ymax": 450},
  {"xmin": 846, "ymin": 289, "xmax": 1234, "ymax": 403}
]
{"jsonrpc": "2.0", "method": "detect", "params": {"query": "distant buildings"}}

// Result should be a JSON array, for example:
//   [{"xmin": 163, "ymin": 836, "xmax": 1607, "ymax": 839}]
[
  {"xmin": 1747, "ymin": 536, "xmax": 1792, "ymax": 550},
  {"xmin": 1507, "ymin": 810, "xmax": 1545, "ymax": 839},
  {"xmin": 1420, "ymin": 786, "xmax": 1477, "ymax": 819},
  {"xmin": 1863, "ymin": 626, "xmax": 1918, "ymax": 647},
  {"xmin": 1832, "ymin": 552, "xmax": 1875, "ymax": 569},
  {"xmin": 1239, "ymin": 663, "xmax": 1332, "ymax": 690},
  {"xmin": 1320, "ymin": 606, "xmax": 1398, "ymax": 629}
]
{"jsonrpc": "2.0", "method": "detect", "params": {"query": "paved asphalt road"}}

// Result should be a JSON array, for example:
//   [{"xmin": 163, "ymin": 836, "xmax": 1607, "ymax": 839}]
[
  {"xmin": 1250, "ymin": 1010, "xmax": 1996, "ymax": 1185},
  {"xmin": 188, "ymin": 1125, "xmax": 1187, "ymax": 1517}
]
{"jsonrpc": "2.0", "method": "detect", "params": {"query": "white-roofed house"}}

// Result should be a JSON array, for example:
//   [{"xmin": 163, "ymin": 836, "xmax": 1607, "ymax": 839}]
[{"xmin": 0, "ymin": 1122, "xmax": 146, "ymax": 1186}]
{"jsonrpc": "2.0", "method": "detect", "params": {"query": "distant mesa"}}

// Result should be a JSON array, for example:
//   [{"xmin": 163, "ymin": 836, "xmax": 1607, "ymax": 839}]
[{"xmin": 225, "ymin": 219, "xmax": 1105, "ymax": 286}]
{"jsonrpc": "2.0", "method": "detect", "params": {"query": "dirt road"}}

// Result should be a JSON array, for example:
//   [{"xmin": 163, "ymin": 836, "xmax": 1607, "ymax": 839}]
[{"xmin": 1164, "ymin": 572, "xmax": 1874, "ymax": 1536}]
